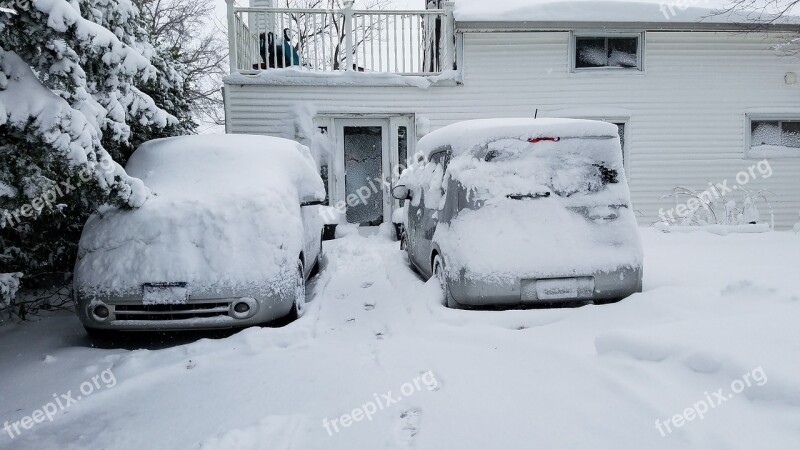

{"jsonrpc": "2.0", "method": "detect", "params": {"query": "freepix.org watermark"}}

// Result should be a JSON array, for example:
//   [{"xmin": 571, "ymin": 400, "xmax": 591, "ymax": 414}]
[
  {"xmin": 658, "ymin": 159, "xmax": 773, "ymax": 223},
  {"xmin": 654, "ymin": 366, "xmax": 768, "ymax": 437},
  {"xmin": 321, "ymin": 163, "xmax": 409, "ymax": 223},
  {"xmin": 3, "ymin": 368, "xmax": 117, "ymax": 440},
  {"xmin": 659, "ymin": 0, "xmax": 712, "ymax": 20},
  {"xmin": 0, "ymin": 157, "xmax": 119, "ymax": 230},
  {"xmin": 322, "ymin": 371, "xmax": 439, "ymax": 436}
]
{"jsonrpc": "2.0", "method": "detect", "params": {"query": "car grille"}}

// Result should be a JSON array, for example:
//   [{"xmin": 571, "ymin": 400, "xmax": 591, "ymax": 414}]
[{"xmin": 113, "ymin": 302, "xmax": 230, "ymax": 321}]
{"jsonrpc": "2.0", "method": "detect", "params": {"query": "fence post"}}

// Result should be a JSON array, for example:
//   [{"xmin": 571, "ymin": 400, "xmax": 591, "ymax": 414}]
[
  {"xmin": 344, "ymin": 0, "xmax": 354, "ymax": 71},
  {"xmin": 442, "ymin": 1, "xmax": 455, "ymax": 72},
  {"xmin": 226, "ymin": 0, "xmax": 238, "ymax": 73}
]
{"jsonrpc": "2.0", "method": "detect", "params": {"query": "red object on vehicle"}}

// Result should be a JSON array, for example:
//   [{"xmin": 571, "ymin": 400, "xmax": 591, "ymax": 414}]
[{"xmin": 528, "ymin": 137, "xmax": 560, "ymax": 143}]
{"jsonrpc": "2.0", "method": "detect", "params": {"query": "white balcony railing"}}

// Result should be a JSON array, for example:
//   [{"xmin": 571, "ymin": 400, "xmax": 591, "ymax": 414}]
[{"xmin": 226, "ymin": 0, "xmax": 455, "ymax": 76}]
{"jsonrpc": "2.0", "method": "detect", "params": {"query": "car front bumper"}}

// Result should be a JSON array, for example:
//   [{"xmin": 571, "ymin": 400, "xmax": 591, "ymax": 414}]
[
  {"xmin": 447, "ymin": 266, "xmax": 643, "ymax": 307},
  {"xmin": 77, "ymin": 288, "xmax": 294, "ymax": 331}
]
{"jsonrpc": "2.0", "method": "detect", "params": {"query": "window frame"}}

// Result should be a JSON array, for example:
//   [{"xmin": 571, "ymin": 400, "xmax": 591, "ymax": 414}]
[
  {"xmin": 609, "ymin": 120, "xmax": 629, "ymax": 174},
  {"xmin": 569, "ymin": 31, "xmax": 645, "ymax": 73},
  {"xmin": 745, "ymin": 114, "xmax": 800, "ymax": 159}
]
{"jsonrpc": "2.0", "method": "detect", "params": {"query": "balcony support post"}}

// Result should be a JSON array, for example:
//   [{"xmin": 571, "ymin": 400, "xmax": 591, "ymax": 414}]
[
  {"xmin": 344, "ymin": 0, "xmax": 354, "ymax": 71},
  {"xmin": 442, "ymin": 1, "xmax": 455, "ymax": 71},
  {"xmin": 226, "ymin": 0, "xmax": 238, "ymax": 73}
]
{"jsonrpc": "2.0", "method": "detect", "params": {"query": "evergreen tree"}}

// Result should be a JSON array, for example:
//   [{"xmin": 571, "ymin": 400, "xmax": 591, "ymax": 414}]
[{"xmin": 0, "ymin": 0, "xmax": 193, "ymax": 307}]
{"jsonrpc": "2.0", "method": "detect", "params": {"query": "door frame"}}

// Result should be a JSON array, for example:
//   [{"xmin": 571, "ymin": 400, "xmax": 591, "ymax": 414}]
[
  {"xmin": 334, "ymin": 118, "xmax": 391, "ymax": 225},
  {"xmin": 314, "ymin": 114, "xmax": 416, "ymax": 226}
]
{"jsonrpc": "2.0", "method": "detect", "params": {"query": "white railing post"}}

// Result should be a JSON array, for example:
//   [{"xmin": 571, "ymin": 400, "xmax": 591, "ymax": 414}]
[
  {"xmin": 442, "ymin": 1, "xmax": 455, "ymax": 72},
  {"xmin": 344, "ymin": 0, "xmax": 354, "ymax": 71},
  {"xmin": 226, "ymin": 0, "xmax": 238, "ymax": 73}
]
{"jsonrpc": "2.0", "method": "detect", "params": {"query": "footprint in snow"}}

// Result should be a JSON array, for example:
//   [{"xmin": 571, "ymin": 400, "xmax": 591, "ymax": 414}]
[
  {"xmin": 395, "ymin": 408, "xmax": 422, "ymax": 447},
  {"xmin": 364, "ymin": 303, "xmax": 375, "ymax": 311},
  {"xmin": 361, "ymin": 281, "xmax": 374, "ymax": 288}
]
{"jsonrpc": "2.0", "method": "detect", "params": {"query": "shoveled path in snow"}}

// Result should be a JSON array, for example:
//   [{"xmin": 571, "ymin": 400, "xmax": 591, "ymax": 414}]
[{"xmin": 1, "ymin": 228, "xmax": 799, "ymax": 449}]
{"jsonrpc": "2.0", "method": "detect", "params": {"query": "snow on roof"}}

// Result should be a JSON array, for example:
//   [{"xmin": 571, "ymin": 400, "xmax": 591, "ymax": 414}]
[
  {"xmin": 418, "ymin": 118, "xmax": 620, "ymax": 159},
  {"xmin": 453, "ymin": 0, "xmax": 796, "ymax": 25},
  {"xmin": 224, "ymin": 68, "xmax": 459, "ymax": 88}
]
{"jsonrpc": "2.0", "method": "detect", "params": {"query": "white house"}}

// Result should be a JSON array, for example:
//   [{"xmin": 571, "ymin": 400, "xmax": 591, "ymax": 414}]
[{"xmin": 223, "ymin": 0, "xmax": 800, "ymax": 229}]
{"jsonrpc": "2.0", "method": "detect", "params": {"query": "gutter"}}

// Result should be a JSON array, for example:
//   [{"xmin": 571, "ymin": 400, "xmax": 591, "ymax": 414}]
[{"xmin": 456, "ymin": 20, "xmax": 800, "ymax": 33}]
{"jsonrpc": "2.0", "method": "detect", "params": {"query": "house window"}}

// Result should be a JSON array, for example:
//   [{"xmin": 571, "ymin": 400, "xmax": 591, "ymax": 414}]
[
  {"xmin": 573, "ymin": 34, "xmax": 642, "ymax": 71},
  {"xmin": 748, "ymin": 118, "xmax": 800, "ymax": 158}
]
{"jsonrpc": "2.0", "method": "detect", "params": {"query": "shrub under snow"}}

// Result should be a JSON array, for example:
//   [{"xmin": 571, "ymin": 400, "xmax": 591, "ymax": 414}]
[{"xmin": 0, "ymin": 272, "xmax": 22, "ymax": 306}]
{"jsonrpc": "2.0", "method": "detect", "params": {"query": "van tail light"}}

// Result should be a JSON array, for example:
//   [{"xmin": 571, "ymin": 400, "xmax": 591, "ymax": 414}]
[{"xmin": 528, "ymin": 137, "xmax": 560, "ymax": 143}]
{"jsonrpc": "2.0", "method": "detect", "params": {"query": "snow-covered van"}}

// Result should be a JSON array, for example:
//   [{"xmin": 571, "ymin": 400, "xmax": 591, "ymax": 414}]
[
  {"xmin": 393, "ymin": 118, "xmax": 643, "ymax": 308},
  {"xmin": 74, "ymin": 135, "xmax": 326, "ymax": 336}
]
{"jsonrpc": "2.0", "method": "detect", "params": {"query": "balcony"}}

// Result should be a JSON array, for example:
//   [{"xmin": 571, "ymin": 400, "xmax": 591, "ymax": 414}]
[{"xmin": 225, "ymin": 0, "xmax": 455, "ymax": 77}]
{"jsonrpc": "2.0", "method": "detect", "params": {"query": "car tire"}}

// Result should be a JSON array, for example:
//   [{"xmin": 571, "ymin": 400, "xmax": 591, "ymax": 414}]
[
  {"xmin": 84, "ymin": 327, "xmax": 119, "ymax": 347},
  {"xmin": 593, "ymin": 298, "xmax": 622, "ymax": 305},
  {"xmin": 287, "ymin": 260, "xmax": 306, "ymax": 320},
  {"xmin": 400, "ymin": 232, "xmax": 412, "ymax": 266},
  {"xmin": 433, "ymin": 254, "xmax": 459, "ymax": 309},
  {"xmin": 309, "ymin": 235, "xmax": 323, "ymax": 278}
]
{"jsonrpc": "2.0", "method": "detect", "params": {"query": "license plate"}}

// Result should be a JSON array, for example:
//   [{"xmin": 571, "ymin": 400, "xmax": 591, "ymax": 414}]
[
  {"xmin": 536, "ymin": 278, "xmax": 579, "ymax": 300},
  {"xmin": 142, "ymin": 283, "xmax": 189, "ymax": 305}
]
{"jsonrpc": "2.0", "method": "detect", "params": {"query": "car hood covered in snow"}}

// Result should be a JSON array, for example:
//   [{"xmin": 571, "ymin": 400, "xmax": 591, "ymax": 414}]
[{"xmin": 74, "ymin": 134, "xmax": 325, "ymax": 297}]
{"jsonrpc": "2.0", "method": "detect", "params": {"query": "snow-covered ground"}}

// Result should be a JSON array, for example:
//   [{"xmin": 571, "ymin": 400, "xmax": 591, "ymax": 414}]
[{"xmin": 1, "ymin": 228, "xmax": 799, "ymax": 449}]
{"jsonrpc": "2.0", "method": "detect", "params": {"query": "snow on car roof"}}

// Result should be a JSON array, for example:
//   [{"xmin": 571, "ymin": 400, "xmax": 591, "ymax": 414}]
[
  {"xmin": 417, "ymin": 118, "xmax": 620, "ymax": 159},
  {"xmin": 74, "ymin": 134, "xmax": 326, "ymax": 296},
  {"xmin": 453, "ymin": 0, "xmax": 795, "ymax": 25},
  {"xmin": 127, "ymin": 134, "xmax": 325, "ymax": 203}
]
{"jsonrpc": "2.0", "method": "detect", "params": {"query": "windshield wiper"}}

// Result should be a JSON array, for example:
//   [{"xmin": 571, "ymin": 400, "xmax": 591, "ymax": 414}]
[{"xmin": 507, "ymin": 192, "xmax": 551, "ymax": 200}]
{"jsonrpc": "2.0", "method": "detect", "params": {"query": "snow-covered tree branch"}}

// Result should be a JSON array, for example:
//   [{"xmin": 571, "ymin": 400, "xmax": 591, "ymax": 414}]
[{"xmin": 0, "ymin": 0, "xmax": 192, "ymax": 303}]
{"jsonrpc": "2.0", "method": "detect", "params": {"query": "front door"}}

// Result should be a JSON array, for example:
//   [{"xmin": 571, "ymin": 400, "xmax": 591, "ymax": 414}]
[{"xmin": 335, "ymin": 119, "xmax": 391, "ymax": 225}]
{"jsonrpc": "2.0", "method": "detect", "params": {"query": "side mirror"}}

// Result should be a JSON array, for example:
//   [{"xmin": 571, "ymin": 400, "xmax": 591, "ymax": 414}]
[
  {"xmin": 301, "ymin": 200, "xmax": 324, "ymax": 207},
  {"xmin": 391, "ymin": 185, "xmax": 411, "ymax": 200}
]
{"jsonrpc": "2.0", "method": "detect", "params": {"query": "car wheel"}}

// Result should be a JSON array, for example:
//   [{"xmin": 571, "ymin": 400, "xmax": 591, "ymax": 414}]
[
  {"xmin": 288, "ymin": 260, "xmax": 306, "ymax": 320},
  {"xmin": 84, "ymin": 327, "xmax": 119, "ymax": 347},
  {"xmin": 433, "ymin": 254, "xmax": 458, "ymax": 309},
  {"xmin": 400, "ymin": 232, "xmax": 412, "ymax": 265},
  {"xmin": 593, "ymin": 298, "xmax": 622, "ymax": 305},
  {"xmin": 309, "ymin": 235, "xmax": 323, "ymax": 277}
]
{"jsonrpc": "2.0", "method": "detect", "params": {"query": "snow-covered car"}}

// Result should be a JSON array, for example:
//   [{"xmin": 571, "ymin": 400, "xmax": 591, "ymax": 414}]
[
  {"xmin": 74, "ymin": 135, "xmax": 326, "ymax": 335},
  {"xmin": 392, "ymin": 118, "xmax": 643, "ymax": 308}
]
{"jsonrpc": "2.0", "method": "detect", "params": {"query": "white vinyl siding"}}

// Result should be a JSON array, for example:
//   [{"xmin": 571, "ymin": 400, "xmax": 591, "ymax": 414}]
[{"xmin": 225, "ymin": 30, "xmax": 800, "ymax": 229}]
